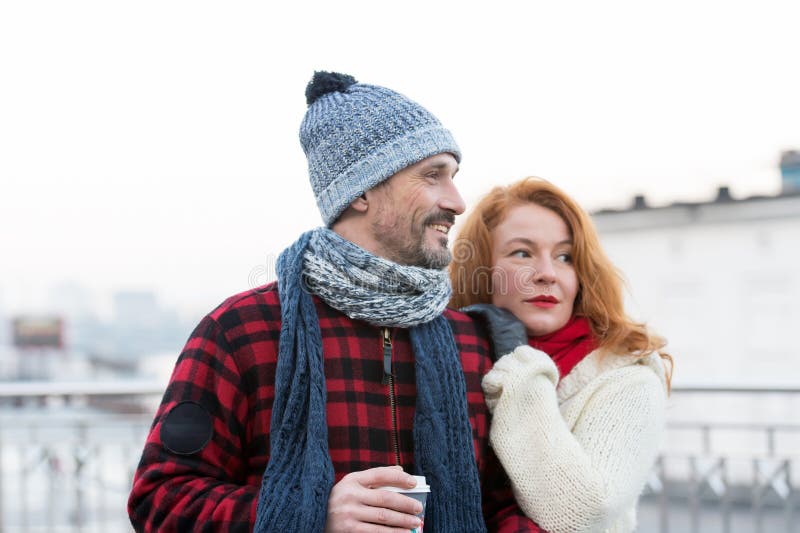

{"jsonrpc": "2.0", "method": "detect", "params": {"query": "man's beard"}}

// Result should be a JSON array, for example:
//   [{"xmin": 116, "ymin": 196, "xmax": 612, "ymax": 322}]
[{"xmin": 372, "ymin": 210, "xmax": 455, "ymax": 270}]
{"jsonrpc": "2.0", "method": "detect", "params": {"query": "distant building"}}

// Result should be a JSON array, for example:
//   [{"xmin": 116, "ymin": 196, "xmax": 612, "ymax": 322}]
[
  {"xmin": 0, "ymin": 287, "xmax": 7, "ymax": 346},
  {"xmin": 109, "ymin": 290, "xmax": 186, "ymax": 359},
  {"xmin": 49, "ymin": 281, "xmax": 95, "ymax": 320},
  {"xmin": 11, "ymin": 316, "xmax": 64, "ymax": 349},
  {"xmin": 780, "ymin": 149, "xmax": 800, "ymax": 194},
  {"xmin": 48, "ymin": 281, "xmax": 102, "ymax": 352},
  {"xmin": 113, "ymin": 290, "xmax": 160, "ymax": 329},
  {"xmin": 592, "ymin": 170, "xmax": 800, "ymax": 387}
]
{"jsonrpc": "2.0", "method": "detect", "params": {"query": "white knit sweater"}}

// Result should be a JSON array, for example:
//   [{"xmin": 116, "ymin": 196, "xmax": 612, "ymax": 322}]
[{"xmin": 482, "ymin": 345, "xmax": 668, "ymax": 533}]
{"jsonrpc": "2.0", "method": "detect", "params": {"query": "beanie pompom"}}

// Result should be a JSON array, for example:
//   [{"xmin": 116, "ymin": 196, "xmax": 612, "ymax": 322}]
[{"xmin": 305, "ymin": 71, "xmax": 358, "ymax": 106}]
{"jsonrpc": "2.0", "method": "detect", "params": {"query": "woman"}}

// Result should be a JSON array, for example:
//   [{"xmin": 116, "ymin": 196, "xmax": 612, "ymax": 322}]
[{"xmin": 449, "ymin": 177, "xmax": 672, "ymax": 533}]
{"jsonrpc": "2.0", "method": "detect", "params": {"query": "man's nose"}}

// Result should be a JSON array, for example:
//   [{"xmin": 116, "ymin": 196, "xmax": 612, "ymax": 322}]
[{"xmin": 439, "ymin": 176, "xmax": 466, "ymax": 215}]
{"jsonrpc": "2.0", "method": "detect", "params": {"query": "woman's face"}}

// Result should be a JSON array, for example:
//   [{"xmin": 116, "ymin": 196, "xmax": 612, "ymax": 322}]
[{"xmin": 490, "ymin": 203, "xmax": 579, "ymax": 337}]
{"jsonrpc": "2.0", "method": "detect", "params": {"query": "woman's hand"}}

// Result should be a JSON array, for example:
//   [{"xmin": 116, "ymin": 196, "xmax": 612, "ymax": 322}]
[
  {"xmin": 460, "ymin": 304, "xmax": 528, "ymax": 359},
  {"xmin": 482, "ymin": 345, "xmax": 559, "ymax": 412}
]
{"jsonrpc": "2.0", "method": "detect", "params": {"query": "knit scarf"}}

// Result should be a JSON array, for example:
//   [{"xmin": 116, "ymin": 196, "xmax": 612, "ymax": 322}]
[
  {"xmin": 254, "ymin": 228, "xmax": 486, "ymax": 533},
  {"xmin": 528, "ymin": 316, "xmax": 597, "ymax": 379}
]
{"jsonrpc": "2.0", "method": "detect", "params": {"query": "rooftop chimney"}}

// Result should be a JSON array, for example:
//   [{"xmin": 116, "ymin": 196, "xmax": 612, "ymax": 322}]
[
  {"xmin": 780, "ymin": 150, "xmax": 800, "ymax": 194},
  {"xmin": 632, "ymin": 194, "xmax": 648, "ymax": 210},
  {"xmin": 715, "ymin": 186, "xmax": 733, "ymax": 202}
]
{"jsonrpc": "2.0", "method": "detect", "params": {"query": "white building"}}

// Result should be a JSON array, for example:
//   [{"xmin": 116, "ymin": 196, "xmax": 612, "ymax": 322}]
[{"xmin": 592, "ymin": 159, "xmax": 800, "ymax": 388}]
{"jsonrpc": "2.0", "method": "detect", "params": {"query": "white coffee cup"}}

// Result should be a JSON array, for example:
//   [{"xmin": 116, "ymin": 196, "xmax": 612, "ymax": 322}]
[{"xmin": 380, "ymin": 475, "xmax": 430, "ymax": 533}]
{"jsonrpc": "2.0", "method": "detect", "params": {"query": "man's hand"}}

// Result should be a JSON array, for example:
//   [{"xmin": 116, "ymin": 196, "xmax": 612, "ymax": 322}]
[
  {"xmin": 461, "ymin": 304, "xmax": 528, "ymax": 359},
  {"xmin": 325, "ymin": 466, "xmax": 423, "ymax": 533}
]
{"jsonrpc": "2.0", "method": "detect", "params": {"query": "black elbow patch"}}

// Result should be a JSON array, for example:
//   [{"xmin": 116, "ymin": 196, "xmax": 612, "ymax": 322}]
[{"xmin": 160, "ymin": 401, "xmax": 213, "ymax": 455}]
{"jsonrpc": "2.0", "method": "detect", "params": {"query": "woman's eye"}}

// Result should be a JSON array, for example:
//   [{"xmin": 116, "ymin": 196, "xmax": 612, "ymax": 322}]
[
  {"xmin": 510, "ymin": 249, "xmax": 530, "ymax": 258},
  {"xmin": 556, "ymin": 253, "xmax": 572, "ymax": 263}
]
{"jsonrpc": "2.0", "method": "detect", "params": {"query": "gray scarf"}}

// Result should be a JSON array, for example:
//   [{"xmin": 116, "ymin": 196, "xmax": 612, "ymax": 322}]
[{"xmin": 303, "ymin": 229, "xmax": 451, "ymax": 326}]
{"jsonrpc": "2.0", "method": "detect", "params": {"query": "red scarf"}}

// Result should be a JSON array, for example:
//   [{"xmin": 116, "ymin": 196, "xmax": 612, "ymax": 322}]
[{"xmin": 528, "ymin": 316, "xmax": 598, "ymax": 379}]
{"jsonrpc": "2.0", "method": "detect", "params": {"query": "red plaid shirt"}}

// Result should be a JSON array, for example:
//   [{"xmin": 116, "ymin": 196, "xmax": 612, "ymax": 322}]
[{"xmin": 128, "ymin": 282, "xmax": 542, "ymax": 532}]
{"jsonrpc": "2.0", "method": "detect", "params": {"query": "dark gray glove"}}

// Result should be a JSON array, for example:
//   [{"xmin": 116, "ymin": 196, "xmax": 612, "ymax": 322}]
[{"xmin": 461, "ymin": 304, "xmax": 529, "ymax": 360}]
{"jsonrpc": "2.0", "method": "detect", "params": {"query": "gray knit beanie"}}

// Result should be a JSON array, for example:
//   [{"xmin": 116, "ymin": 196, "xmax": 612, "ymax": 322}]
[{"xmin": 300, "ymin": 71, "xmax": 461, "ymax": 226}]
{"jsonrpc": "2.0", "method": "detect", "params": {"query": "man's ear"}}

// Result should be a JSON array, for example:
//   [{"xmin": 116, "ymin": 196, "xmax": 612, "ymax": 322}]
[{"xmin": 349, "ymin": 193, "xmax": 369, "ymax": 213}]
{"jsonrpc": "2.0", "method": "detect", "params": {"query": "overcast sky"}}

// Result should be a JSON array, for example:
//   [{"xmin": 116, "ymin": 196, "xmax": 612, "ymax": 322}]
[{"xmin": 2, "ymin": 0, "xmax": 798, "ymax": 317}]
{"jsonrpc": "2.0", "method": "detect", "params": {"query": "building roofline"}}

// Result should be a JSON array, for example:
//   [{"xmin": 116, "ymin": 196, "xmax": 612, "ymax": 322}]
[{"xmin": 592, "ymin": 187, "xmax": 800, "ymax": 216}]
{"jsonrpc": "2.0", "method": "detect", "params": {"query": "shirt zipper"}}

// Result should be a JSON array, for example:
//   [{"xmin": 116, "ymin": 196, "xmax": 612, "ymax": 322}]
[{"xmin": 381, "ymin": 327, "xmax": 401, "ymax": 466}]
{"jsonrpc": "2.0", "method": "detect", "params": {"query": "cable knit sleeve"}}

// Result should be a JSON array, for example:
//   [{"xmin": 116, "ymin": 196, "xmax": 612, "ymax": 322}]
[{"xmin": 483, "ymin": 345, "xmax": 666, "ymax": 533}]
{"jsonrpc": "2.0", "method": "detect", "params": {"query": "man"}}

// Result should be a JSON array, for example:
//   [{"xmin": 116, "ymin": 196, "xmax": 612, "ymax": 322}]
[{"xmin": 127, "ymin": 71, "xmax": 541, "ymax": 532}]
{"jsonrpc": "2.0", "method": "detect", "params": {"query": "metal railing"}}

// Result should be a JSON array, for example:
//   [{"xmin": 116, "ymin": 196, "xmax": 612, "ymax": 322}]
[
  {"xmin": 0, "ymin": 383, "xmax": 797, "ymax": 532},
  {"xmin": 639, "ymin": 423, "xmax": 799, "ymax": 533},
  {"xmin": 640, "ymin": 386, "xmax": 800, "ymax": 533},
  {"xmin": 0, "ymin": 381, "xmax": 159, "ymax": 533},
  {"xmin": 0, "ymin": 414, "xmax": 152, "ymax": 533}
]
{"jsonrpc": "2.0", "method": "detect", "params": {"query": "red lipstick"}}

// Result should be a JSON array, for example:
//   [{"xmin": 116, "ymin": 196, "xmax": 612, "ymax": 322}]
[{"xmin": 526, "ymin": 295, "xmax": 559, "ymax": 308}]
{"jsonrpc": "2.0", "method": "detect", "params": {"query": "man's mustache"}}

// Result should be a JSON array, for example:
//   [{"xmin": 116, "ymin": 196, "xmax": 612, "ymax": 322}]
[{"xmin": 423, "ymin": 211, "xmax": 456, "ymax": 226}]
